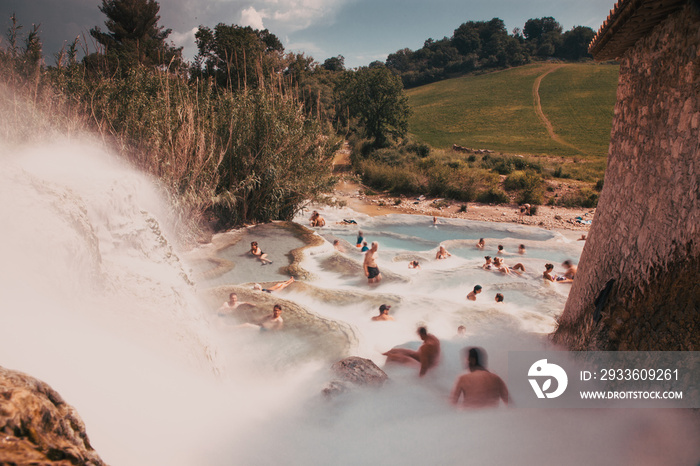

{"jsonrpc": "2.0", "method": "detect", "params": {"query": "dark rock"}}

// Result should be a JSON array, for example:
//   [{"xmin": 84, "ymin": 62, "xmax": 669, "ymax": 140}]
[
  {"xmin": 0, "ymin": 366, "xmax": 107, "ymax": 465},
  {"xmin": 322, "ymin": 357, "xmax": 388, "ymax": 398}
]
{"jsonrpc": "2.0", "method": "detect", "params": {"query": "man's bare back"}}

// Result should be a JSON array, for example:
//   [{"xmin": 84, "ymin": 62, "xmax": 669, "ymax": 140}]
[
  {"xmin": 451, "ymin": 370, "xmax": 508, "ymax": 408},
  {"xmin": 451, "ymin": 347, "xmax": 508, "ymax": 408}
]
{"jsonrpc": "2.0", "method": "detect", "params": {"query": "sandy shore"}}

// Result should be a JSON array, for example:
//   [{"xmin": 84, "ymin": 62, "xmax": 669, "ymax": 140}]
[{"xmin": 330, "ymin": 179, "xmax": 594, "ymax": 239}]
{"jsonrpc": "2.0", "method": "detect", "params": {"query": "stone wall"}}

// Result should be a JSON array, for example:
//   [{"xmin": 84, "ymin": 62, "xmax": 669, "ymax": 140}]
[{"xmin": 553, "ymin": 3, "xmax": 699, "ymax": 350}]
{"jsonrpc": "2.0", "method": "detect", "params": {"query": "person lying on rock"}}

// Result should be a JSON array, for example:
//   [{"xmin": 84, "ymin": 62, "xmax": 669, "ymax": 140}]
[{"xmin": 383, "ymin": 326, "xmax": 440, "ymax": 377}]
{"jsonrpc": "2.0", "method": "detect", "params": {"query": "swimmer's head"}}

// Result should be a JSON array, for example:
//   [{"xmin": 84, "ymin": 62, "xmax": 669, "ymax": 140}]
[
  {"xmin": 495, "ymin": 293, "xmax": 504, "ymax": 303},
  {"xmin": 229, "ymin": 292, "xmax": 238, "ymax": 301},
  {"xmin": 498, "ymin": 245, "xmax": 504, "ymax": 251},
  {"xmin": 465, "ymin": 346, "xmax": 487, "ymax": 370},
  {"xmin": 371, "ymin": 241, "xmax": 378, "ymax": 249},
  {"xmin": 379, "ymin": 304, "xmax": 391, "ymax": 314},
  {"xmin": 484, "ymin": 255, "xmax": 491, "ymax": 261},
  {"xmin": 273, "ymin": 304, "xmax": 282, "ymax": 316},
  {"xmin": 563, "ymin": 260, "xmax": 572, "ymax": 267},
  {"xmin": 417, "ymin": 326, "xmax": 428, "ymax": 338},
  {"xmin": 457, "ymin": 325, "xmax": 467, "ymax": 335},
  {"xmin": 545, "ymin": 263, "xmax": 554, "ymax": 271},
  {"xmin": 474, "ymin": 285, "xmax": 482, "ymax": 293}
]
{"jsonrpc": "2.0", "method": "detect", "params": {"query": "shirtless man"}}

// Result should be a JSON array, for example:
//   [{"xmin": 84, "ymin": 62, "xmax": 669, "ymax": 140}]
[
  {"xmin": 476, "ymin": 238, "xmax": 485, "ymax": 249},
  {"xmin": 309, "ymin": 211, "xmax": 326, "ymax": 227},
  {"xmin": 466, "ymin": 285, "xmax": 482, "ymax": 301},
  {"xmin": 371, "ymin": 304, "xmax": 395, "ymax": 321},
  {"xmin": 218, "ymin": 292, "xmax": 255, "ymax": 313},
  {"xmin": 562, "ymin": 260, "xmax": 577, "ymax": 279},
  {"xmin": 363, "ymin": 241, "xmax": 382, "ymax": 284},
  {"xmin": 236, "ymin": 304, "xmax": 284, "ymax": 331},
  {"xmin": 518, "ymin": 203, "xmax": 531, "ymax": 223},
  {"xmin": 383, "ymin": 326, "xmax": 441, "ymax": 377},
  {"xmin": 451, "ymin": 347, "xmax": 509, "ymax": 408}
]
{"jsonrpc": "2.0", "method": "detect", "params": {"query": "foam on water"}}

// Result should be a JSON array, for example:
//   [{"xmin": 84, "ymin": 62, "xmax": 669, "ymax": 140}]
[{"xmin": 0, "ymin": 136, "xmax": 698, "ymax": 466}]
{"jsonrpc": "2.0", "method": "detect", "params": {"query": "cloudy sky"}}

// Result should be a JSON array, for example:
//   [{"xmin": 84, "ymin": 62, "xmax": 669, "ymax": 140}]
[{"xmin": 1, "ymin": 0, "xmax": 615, "ymax": 68}]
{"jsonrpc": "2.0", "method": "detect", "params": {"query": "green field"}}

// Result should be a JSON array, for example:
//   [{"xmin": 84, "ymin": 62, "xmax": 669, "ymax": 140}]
[{"xmin": 406, "ymin": 63, "xmax": 619, "ymax": 160}]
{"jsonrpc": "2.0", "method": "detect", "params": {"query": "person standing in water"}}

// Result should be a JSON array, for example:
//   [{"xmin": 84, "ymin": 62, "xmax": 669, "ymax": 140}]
[
  {"xmin": 363, "ymin": 241, "xmax": 382, "ymax": 284},
  {"xmin": 451, "ymin": 347, "xmax": 509, "ymax": 408},
  {"xmin": 356, "ymin": 230, "xmax": 364, "ymax": 248}
]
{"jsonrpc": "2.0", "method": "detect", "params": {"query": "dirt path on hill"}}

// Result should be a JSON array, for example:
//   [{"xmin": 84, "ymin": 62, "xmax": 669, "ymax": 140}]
[{"xmin": 533, "ymin": 65, "xmax": 583, "ymax": 154}]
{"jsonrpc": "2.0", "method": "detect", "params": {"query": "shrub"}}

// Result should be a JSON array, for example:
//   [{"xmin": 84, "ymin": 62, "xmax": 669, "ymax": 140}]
[
  {"xmin": 503, "ymin": 171, "xmax": 545, "ymax": 205},
  {"xmin": 476, "ymin": 187, "xmax": 509, "ymax": 204},
  {"xmin": 359, "ymin": 160, "xmax": 423, "ymax": 195},
  {"xmin": 557, "ymin": 188, "xmax": 599, "ymax": 208}
]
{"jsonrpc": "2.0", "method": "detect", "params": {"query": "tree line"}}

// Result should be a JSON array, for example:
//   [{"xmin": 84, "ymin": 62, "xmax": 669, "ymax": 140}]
[{"xmin": 386, "ymin": 17, "xmax": 595, "ymax": 88}]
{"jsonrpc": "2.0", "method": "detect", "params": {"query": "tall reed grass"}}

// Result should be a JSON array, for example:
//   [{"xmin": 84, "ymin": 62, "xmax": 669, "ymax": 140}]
[{"xmin": 1, "ymin": 35, "xmax": 338, "ymax": 240}]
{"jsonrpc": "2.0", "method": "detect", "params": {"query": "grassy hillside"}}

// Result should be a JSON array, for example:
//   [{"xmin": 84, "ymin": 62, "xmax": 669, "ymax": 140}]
[{"xmin": 406, "ymin": 63, "xmax": 619, "ymax": 161}]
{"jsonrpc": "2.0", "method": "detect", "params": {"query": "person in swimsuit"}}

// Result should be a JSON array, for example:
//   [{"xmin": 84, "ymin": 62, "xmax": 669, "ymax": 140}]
[
  {"xmin": 250, "ymin": 241, "xmax": 272, "ymax": 265},
  {"xmin": 436, "ymin": 245, "xmax": 452, "ymax": 260},
  {"xmin": 361, "ymin": 241, "xmax": 369, "ymax": 252},
  {"xmin": 543, "ymin": 264, "xmax": 572, "ymax": 283},
  {"xmin": 493, "ymin": 257, "xmax": 525, "ymax": 275},
  {"xmin": 466, "ymin": 285, "xmax": 482, "ymax": 301},
  {"xmin": 482, "ymin": 256, "xmax": 493, "ymax": 270},
  {"xmin": 253, "ymin": 277, "xmax": 295, "ymax": 293},
  {"xmin": 363, "ymin": 241, "xmax": 382, "ymax": 284},
  {"xmin": 476, "ymin": 238, "xmax": 485, "ymax": 249},
  {"xmin": 356, "ymin": 230, "xmax": 364, "ymax": 248},
  {"xmin": 495, "ymin": 293, "xmax": 504, "ymax": 303},
  {"xmin": 408, "ymin": 260, "xmax": 421, "ymax": 269}
]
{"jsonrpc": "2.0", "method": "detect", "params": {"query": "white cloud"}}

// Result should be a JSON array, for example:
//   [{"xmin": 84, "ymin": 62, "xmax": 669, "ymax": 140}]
[
  {"xmin": 265, "ymin": 0, "xmax": 353, "ymax": 32},
  {"xmin": 241, "ymin": 6, "xmax": 266, "ymax": 29},
  {"xmin": 170, "ymin": 27, "xmax": 198, "ymax": 48}
]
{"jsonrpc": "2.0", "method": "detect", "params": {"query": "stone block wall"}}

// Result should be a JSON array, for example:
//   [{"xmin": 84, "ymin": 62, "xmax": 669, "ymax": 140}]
[{"xmin": 553, "ymin": 3, "xmax": 699, "ymax": 350}]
